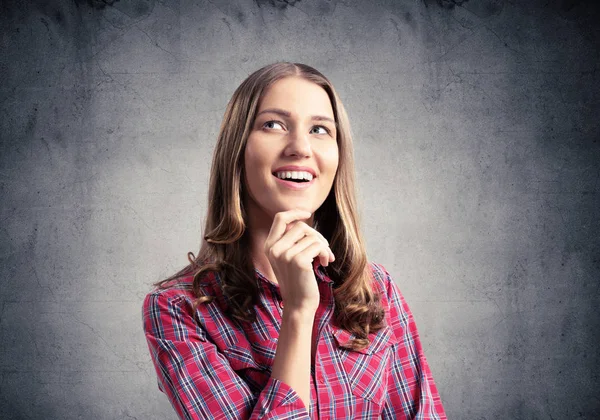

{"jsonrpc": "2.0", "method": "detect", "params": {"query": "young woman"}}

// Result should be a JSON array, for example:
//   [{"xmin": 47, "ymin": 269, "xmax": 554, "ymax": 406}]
[{"xmin": 142, "ymin": 62, "xmax": 446, "ymax": 419}]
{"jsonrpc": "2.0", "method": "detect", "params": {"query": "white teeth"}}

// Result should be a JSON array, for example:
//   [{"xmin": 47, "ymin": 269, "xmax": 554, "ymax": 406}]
[{"xmin": 275, "ymin": 171, "xmax": 313, "ymax": 181}]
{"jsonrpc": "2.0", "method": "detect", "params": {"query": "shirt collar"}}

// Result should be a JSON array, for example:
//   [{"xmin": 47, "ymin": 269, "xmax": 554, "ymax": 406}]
[{"xmin": 313, "ymin": 259, "xmax": 334, "ymax": 284}]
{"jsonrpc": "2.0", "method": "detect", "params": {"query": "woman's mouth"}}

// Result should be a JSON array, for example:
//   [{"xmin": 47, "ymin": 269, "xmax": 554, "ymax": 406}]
[{"xmin": 272, "ymin": 172, "xmax": 315, "ymax": 190}]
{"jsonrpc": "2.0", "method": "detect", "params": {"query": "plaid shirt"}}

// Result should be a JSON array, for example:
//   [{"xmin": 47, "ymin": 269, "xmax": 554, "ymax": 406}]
[{"xmin": 143, "ymin": 261, "xmax": 446, "ymax": 419}]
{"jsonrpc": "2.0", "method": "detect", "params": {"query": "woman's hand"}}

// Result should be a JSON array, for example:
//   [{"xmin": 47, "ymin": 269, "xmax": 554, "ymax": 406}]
[{"xmin": 264, "ymin": 209, "xmax": 335, "ymax": 314}]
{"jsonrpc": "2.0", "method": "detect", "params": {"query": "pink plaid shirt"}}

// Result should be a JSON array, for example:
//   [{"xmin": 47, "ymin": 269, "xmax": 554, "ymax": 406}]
[{"xmin": 143, "ymin": 261, "xmax": 446, "ymax": 419}]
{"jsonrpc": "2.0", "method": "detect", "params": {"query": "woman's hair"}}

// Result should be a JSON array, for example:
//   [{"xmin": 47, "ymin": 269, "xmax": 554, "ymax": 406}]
[{"xmin": 155, "ymin": 62, "xmax": 385, "ymax": 350}]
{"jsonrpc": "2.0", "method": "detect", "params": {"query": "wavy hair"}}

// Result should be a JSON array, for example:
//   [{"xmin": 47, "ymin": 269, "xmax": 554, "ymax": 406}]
[{"xmin": 155, "ymin": 62, "xmax": 385, "ymax": 350}]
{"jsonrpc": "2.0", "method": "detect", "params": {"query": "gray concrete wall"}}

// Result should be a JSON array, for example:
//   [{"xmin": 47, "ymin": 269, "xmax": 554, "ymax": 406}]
[{"xmin": 1, "ymin": 0, "xmax": 599, "ymax": 418}]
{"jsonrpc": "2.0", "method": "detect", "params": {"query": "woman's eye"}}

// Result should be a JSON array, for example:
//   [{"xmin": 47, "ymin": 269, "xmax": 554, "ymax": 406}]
[
  {"xmin": 311, "ymin": 126, "xmax": 329, "ymax": 135},
  {"xmin": 264, "ymin": 121, "xmax": 284, "ymax": 130}
]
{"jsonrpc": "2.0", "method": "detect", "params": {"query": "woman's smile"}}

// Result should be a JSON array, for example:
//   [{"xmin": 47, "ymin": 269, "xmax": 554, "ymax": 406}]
[
  {"xmin": 272, "ymin": 165, "xmax": 318, "ymax": 190},
  {"xmin": 273, "ymin": 174, "xmax": 316, "ymax": 190}
]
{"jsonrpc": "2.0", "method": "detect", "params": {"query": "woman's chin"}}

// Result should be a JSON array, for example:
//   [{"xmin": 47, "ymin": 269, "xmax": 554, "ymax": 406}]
[{"xmin": 266, "ymin": 205, "xmax": 315, "ymax": 222}]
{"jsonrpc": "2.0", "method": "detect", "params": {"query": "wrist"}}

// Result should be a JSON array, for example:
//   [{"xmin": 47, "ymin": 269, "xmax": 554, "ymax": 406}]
[{"xmin": 281, "ymin": 306, "xmax": 317, "ymax": 326}]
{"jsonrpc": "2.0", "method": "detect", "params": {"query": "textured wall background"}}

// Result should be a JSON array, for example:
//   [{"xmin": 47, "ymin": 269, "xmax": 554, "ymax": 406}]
[{"xmin": 1, "ymin": 0, "xmax": 599, "ymax": 418}]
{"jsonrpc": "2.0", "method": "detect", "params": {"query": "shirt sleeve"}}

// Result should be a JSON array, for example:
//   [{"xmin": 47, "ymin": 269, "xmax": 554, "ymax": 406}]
[
  {"xmin": 142, "ymin": 290, "xmax": 310, "ymax": 420},
  {"xmin": 375, "ymin": 264, "xmax": 447, "ymax": 420}
]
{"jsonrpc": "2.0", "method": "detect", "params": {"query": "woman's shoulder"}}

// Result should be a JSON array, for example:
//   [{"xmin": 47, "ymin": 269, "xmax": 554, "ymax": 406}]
[
  {"xmin": 142, "ymin": 269, "xmax": 221, "ymax": 311},
  {"xmin": 142, "ymin": 274, "xmax": 194, "ymax": 312},
  {"xmin": 366, "ymin": 261, "xmax": 395, "ymax": 295}
]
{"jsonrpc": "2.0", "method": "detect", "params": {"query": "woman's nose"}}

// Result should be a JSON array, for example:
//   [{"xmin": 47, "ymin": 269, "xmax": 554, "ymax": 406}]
[{"xmin": 284, "ymin": 128, "xmax": 312, "ymax": 158}]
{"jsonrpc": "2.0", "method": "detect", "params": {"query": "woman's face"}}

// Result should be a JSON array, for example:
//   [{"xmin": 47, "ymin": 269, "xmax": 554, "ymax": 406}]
[{"xmin": 244, "ymin": 76, "xmax": 339, "ymax": 224}]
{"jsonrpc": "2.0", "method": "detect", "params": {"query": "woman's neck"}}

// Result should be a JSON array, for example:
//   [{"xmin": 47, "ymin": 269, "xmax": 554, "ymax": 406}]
[
  {"xmin": 245, "ymin": 200, "xmax": 278, "ymax": 284},
  {"xmin": 248, "ymin": 225, "xmax": 278, "ymax": 284}
]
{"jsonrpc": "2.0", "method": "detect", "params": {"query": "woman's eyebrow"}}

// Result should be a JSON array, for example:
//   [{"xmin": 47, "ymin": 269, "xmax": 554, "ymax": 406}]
[{"xmin": 256, "ymin": 108, "xmax": 337, "ymax": 127}]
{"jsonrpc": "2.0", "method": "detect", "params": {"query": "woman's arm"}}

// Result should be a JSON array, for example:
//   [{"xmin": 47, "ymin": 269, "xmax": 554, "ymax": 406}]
[
  {"xmin": 143, "ymin": 290, "xmax": 312, "ymax": 420},
  {"xmin": 269, "ymin": 308, "xmax": 315, "ymax": 412},
  {"xmin": 375, "ymin": 264, "xmax": 447, "ymax": 420}
]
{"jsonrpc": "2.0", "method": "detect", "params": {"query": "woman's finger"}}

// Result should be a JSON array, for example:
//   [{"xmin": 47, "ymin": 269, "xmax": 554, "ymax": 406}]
[
  {"xmin": 264, "ymin": 210, "xmax": 311, "ymax": 252},
  {"xmin": 281, "ymin": 221, "xmax": 331, "ymax": 249},
  {"xmin": 281, "ymin": 236, "xmax": 332, "ymax": 266},
  {"xmin": 274, "ymin": 222, "xmax": 333, "ymax": 263},
  {"xmin": 305, "ymin": 227, "xmax": 334, "ymax": 263},
  {"xmin": 274, "ymin": 221, "xmax": 313, "ymax": 250},
  {"xmin": 293, "ymin": 241, "xmax": 330, "ymax": 268}
]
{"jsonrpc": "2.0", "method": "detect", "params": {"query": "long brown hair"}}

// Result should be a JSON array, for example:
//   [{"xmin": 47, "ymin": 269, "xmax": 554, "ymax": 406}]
[{"xmin": 155, "ymin": 62, "xmax": 385, "ymax": 350}]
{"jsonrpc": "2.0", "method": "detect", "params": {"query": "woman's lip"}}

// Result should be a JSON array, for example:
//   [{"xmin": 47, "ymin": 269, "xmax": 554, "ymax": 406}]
[
  {"xmin": 273, "ymin": 175, "xmax": 315, "ymax": 190},
  {"xmin": 273, "ymin": 166, "xmax": 317, "ymax": 177}
]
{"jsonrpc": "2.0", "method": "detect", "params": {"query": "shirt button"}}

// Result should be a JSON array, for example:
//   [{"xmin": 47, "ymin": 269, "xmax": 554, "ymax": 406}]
[{"xmin": 279, "ymin": 300, "xmax": 284, "ymax": 309}]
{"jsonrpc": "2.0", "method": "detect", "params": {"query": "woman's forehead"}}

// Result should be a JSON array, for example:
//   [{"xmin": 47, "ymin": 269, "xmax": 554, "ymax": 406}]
[{"xmin": 257, "ymin": 77, "xmax": 334, "ymax": 118}]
